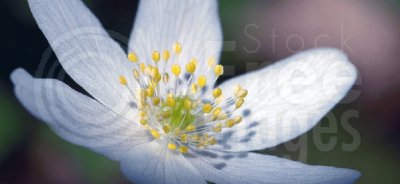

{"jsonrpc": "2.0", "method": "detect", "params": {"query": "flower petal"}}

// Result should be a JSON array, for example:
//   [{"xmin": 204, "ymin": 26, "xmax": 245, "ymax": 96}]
[
  {"xmin": 186, "ymin": 150, "xmax": 360, "ymax": 184},
  {"xmin": 128, "ymin": 0, "xmax": 222, "ymax": 88},
  {"xmin": 214, "ymin": 48, "xmax": 357, "ymax": 151},
  {"xmin": 120, "ymin": 140, "xmax": 206, "ymax": 184},
  {"xmin": 11, "ymin": 68, "xmax": 151, "ymax": 160},
  {"xmin": 28, "ymin": 0, "xmax": 135, "ymax": 115}
]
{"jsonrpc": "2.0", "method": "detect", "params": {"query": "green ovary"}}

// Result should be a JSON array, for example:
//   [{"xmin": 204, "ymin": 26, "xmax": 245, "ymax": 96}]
[{"xmin": 165, "ymin": 96, "xmax": 196, "ymax": 129}]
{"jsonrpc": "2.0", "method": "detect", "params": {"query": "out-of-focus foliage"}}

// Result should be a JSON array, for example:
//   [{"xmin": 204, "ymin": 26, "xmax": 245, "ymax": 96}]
[{"xmin": 0, "ymin": 83, "xmax": 25, "ymax": 164}]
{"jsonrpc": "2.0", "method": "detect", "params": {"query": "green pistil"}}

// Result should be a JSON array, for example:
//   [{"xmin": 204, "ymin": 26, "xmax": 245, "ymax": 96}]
[{"xmin": 167, "ymin": 96, "xmax": 195, "ymax": 129}]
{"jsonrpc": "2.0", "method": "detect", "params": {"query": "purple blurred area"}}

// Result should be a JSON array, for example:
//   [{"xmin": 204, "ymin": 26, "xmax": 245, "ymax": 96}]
[{"xmin": 229, "ymin": 0, "xmax": 400, "ymax": 129}]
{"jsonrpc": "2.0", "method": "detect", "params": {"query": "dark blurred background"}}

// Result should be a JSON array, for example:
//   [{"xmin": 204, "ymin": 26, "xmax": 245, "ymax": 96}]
[{"xmin": 1, "ymin": 0, "xmax": 400, "ymax": 183}]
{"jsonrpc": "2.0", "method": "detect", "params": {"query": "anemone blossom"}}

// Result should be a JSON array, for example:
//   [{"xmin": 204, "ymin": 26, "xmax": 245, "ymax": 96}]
[{"xmin": 11, "ymin": 0, "xmax": 360, "ymax": 183}]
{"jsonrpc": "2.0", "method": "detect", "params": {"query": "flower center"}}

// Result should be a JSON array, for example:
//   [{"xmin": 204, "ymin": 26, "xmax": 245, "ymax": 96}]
[{"xmin": 118, "ymin": 42, "xmax": 247, "ymax": 154}]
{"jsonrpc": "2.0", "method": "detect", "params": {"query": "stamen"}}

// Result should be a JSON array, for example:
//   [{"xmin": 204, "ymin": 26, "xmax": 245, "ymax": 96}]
[
  {"xmin": 214, "ymin": 64, "xmax": 224, "ymax": 76},
  {"xmin": 234, "ymin": 116, "xmax": 243, "ymax": 124},
  {"xmin": 163, "ymin": 50, "xmax": 170, "ymax": 61},
  {"xmin": 235, "ymin": 98, "xmax": 245, "ymax": 109},
  {"xmin": 185, "ymin": 124, "xmax": 196, "ymax": 132},
  {"xmin": 163, "ymin": 125, "xmax": 171, "ymax": 133},
  {"xmin": 150, "ymin": 129, "xmax": 160, "ymax": 139},
  {"xmin": 171, "ymin": 64, "xmax": 181, "ymax": 76},
  {"xmin": 119, "ymin": 76, "xmax": 127, "ymax": 85},
  {"xmin": 208, "ymin": 137, "xmax": 217, "ymax": 145},
  {"xmin": 212, "ymin": 88, "xmax": 222, "ymax": 98},
  {"xmin": 207, "ymin": 57, "xmax": 216, "ymax": 67},
  {"xmin": 180, "ymin": 134, "xmax": 188, "ymax": 143},
  {"xmin": 128, "ymin": 52, "xmax": 139, "ymax": 62},
  {"xmin": 152, "ymin": 97, "xmax": 160, "ymax": 105},
  {"xmin": 179, "ymin": 145, "xmax": 188, "ymax": 153},
  {"xmin": 197, "ymin": 75, "xmax": 207, "ymax": 88},
  {"xmin": 152, "ymin": 51, "xmax": 161, "ymax": 62},
  {"xmin": 236, "ymin": 88, "xmax": 248, "ymax": 98},
  {"xmin": 168, "ymin": 143, "xmax": 177, "ymax": 150},
  {"xmin": 225, "ymin": 119, "xmax": 235, "ymax": 128},
  {"xmin": 118, "ymin": 42, "xmax": 249, "ymax": 154},
  {"xmin": 203, "ymin": 103, "xmax": 212, "ymax": 113},
  {"xmin": 173, "ymin": 42, "xmax": 182, "ymax": 54},
  {"xmin": 186, "ymin": 62, "xmax": 196, "ymax": 74},
  {"xmin": 140, "ymin": 119, "xmax": 148, "ymax": 126}
]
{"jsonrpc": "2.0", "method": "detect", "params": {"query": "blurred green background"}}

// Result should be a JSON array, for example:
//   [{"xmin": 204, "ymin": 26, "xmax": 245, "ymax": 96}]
[{"xmin": 1, "ymin": 0, "xmax": 400, "ymax": 183}]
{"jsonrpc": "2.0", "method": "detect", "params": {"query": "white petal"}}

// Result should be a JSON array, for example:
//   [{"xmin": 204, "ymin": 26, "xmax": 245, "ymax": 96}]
[
  {"xmin": 186, "ymin": 150, "xmax": 360, "ymax": 184},
  {"xmin": 28, "ymin": 0, "xmax": 135, "ymax": 116},
  {"xmin": 120, "ymin": 140, "xmax": 206, "ymax": 184},
  {"xmin": 128, "ymin": 0, "xmax": 222, "ymax": 89},
  {"xmin": 214, "ymin": 48, "xmax": 357, "ymax": 151},
  {"xmin": 11, "ymin": 69, "xmax": 151, "ymax": 160}
]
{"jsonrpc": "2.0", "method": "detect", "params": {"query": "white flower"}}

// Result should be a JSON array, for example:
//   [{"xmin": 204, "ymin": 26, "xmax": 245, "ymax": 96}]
[{"xmin": 11, "ymin": 0, "xmax": 361, "ymax": 183}]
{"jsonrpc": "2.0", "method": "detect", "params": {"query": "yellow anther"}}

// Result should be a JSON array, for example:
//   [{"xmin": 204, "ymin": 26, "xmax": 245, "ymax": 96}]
[
  {"xmin": 233, "ymin": 85, "xmax": 242, "ymax": 93},
  {"xmin": 191, "ymin": 84, "xmax": 198, "ymax": 94},
  {"xmin": 144, "ymin": 65, "xmax": 153, "ymax": 75},
  {"xmin": 185, "ymin": 124, "xmax": 196, "ymax": 132},
  {"xmin": 119, "ymin": 76, "xmax": 127, "ymax": 85},
  {"xmin": 163, "ymin": 50, "xmax": 170, "ymax": 61},
  {"xmin": 153, "ymin": 72, "xmax": 162, "ymax": 83},
  {"xmin": 171, "ymin": 64, "xmax": 181, "ymax": 76},
  {"xmin": 133, "ymin": 69, "xmax": 140, "ymax": 80},
  {"xmin": 180, "ymin": 134, "xmax": 188, "ymax": 143},
  {"xmin": 140, "ymin": 63, "xmax": 146, "ymax": 72},
  {"xmin": 226, "ymin": 119, "xmax": 235, "ymax": 128},
  {"xmin": 166, "ymin": 95, "xmax": 175, "ymax": 107},
  {"xmin": 235, "ymin": 98, "xmax": 245, "ymax": 109},
  {"xmin": 191, "ymin": 134, "xmax": 201, "ymax": 141},
  {"xmin": 140, "ymin": 89, "xmax": 148, "ymax": 98},
  {"xmin": 212, "ymin": 107, "xmax": 222, "ymax": 117},
  {"xmin": 183, "ymin": 99, "xmax": 192, "ymax": 110},
  {"xmin": 218, "ymin": 113, "xmax": 228, "ymax": 120},
  {"xmin": 212, "ymin": 88, "xmax": 222, "ymax": 98},
  {"xmin": 236, "ymin": 89, "xmax": 248, "ymax": 98},
  {"xmin": 138, "ymin": 100, "xmax": 146, "ymax": 108},
  {"xmin": 197, "ymin": 75, "xmax": 207, "ymax": 88},
  {"xmin": 128, "ymin": 52, "xmax": 139, "ymax": 62},
  {"xmin": 152, "ymin": 51, "xmax": 160, "ymax": 62},
  {"xmin": 150, "ymin": 129, "xmax": 160, "ymax": 139},
  {"xmin": 173, "ymin": 42, "xmax": 182, "ymax": 54},
  {"xmin": 212, "ymin": 123, "xmax": 222, "ymax": 133},
  {"xmin": 147, "ymin": 86, "xmax": 155, "ymax": 97},
  {"xmin": 208, "ymin": 137, "xmax": 217, "ymax": 145},
  {"xmin": 163, "ymin": 125, "xmax": 171, "ymax": 133},
  {"xmin": 151, "ymin": 67, "xmax": 159, "ymax": 77},
  {"xmin": 168, "ymin": 143, "xmax": 177, "ymax": 150},
  {"xmin": 173, "ymin": 128, "xmax": 181, "ymax": 136},
  {"xmin": 196, "ymin": 143, "xmax": 205, "ymax": 149},
  {"xmin": 203, "ymin": 103, "xmax": 212, "ymax": 113},
  {"xmin": 186, "ymin": 62, "xmax": 196, "ymax": 74},
  {"xmin": 179, "ymin": 145, "xmax": 188, "ymax": 153},
  {"xmin": 140, "ymin": 119, "xmax": 148, "ymax": 126},
  {"xmin": 139, "ymin": 111, "xmax": 146, "ymax": 118},
  {"xmin": 212, "ymin": 126, "xmax": 222, "ymax": 133},
  {"xmin": 234, "ymin": 116, "xmax": 243, "ymax": 124},
  {"xmin": 207, "ymin": 57, "xmax": 216, "ymax": 67},
  {"xmin": 214, "ymin": 65, "xmax": 224, "ymax": 76},
  {"xmin": 152, "ymin": 97, "xmax": 160, "ymax": 105}
]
